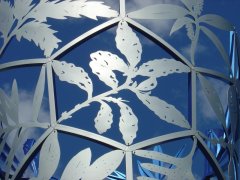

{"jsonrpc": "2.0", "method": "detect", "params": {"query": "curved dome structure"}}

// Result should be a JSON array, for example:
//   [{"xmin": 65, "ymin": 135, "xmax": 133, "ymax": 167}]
[{"xmin": 0, "ymin": 0, "xmax": 239, "ymax": 179}]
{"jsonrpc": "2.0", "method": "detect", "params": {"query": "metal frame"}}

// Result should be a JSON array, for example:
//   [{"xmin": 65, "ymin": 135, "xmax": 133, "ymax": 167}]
[{"xmin": 0, "ymin": 0, "xmax": 238, "ymax": 179}]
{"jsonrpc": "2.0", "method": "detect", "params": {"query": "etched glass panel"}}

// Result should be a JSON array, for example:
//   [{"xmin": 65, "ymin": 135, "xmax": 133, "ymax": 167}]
[{"xmin": 0, "ymin": 0, "xmax": 239, "ymax": 179}]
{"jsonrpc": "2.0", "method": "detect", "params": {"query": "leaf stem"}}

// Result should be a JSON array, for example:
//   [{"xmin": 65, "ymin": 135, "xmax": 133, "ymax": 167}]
[
  {"xmin": 0, "ymin": 2, "xmax": 42, "ymax": 57},
  {"xmin": 190, "ymin": 22, "xmax": 200, "ymax": 65},
  {"xmin": 58, "ymin": 80, "xmax": 131, "ymax": 123}
]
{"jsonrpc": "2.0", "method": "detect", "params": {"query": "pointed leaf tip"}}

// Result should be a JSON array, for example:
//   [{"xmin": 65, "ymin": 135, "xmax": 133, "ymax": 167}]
[
  {"xmin": 61, "ymin": 148, "xmax": 91, "ymax": 180},
  {"xmin": 37, "ymin": 131, "xmax": 60, "ymax": 180},
  {"xmin": 32, "ymin": 66, "xmax": 46, "ymax": 122},
  {"xmin": 52, "ymin": 60, "xmax": 93, "ymax": 98},
  {"xmin": 116, "ymin": 21, "xmax": 142, "ymax": 68},
  {"xmin": 137, "ymin": 93, "xmax": 190, "ymax": 129},
  {"xmin": 170, "ymin": 17, "xmax": 194, "ymax": 35}
]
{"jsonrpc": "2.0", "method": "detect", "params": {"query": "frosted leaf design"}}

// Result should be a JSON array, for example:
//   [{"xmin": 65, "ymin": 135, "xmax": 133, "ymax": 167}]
[
  {"xmin": 90, "ymin": 60, "xmax": 118, "ymax": 89},
  {"xmin": 127, "ymin": 4, "xmax": 189, "ymax": 20},
  {"xmin": 31, "ymin": 0, "xmax": 118, "ymax": 22},
  {"xmin": 61, "ymin": 148, "xmax": 91, "ymax": 180},
  {"xmin": 180, "ymin": 0, "xmax": 194, "ymax": 11},
  {"xmin": 185, "ymin": 23, "xmax": 195, "ymax": 41},
  {"xmin": 32, "ymin": 131, "xmax": 60, "ymax": 180},
  {"xmin": 0, "ymin": 92, "xmax": 8, "ymax": 127},
  {"xmin": 137, "ymin": 93, "xmax": 190, "ymax": 129},
  {"xmin": 137, "ymin": 144, "xmax": 186, "ymax": 179},
  {"xmin": 116, "ymin": 21, "xmax": 142, "ymax": 68},
  {"xmin": 0, "ymin": 0, "xmax": 118, "ymax": 57},
  {"xmin": 16, "ymin": 21, "xmax": 61, "ymax": 57},
  {"xmin": 199, "ymin": 14, "xmax": 233, "ymax": 31},
  {"xmin": 10, "ymin": 79, "xmax": 19, "ymax": 124},
  {"xmin": 62, "ymin": 148, "xmax": 124, "ymax": 180},
  {"xmin": 137, "ymin": 59, "xmax": 190, "ymax": 78},
  {"xmin": 0, "ymin": 0, "xmax": 237, "ymax": 179},
  {"xmin": 94, "ymin": 101, "xmax": 113, "ymax": 134},
  {"xmin": 192, "ymin": 0, "xmax": 204, "ymax": 16},
  {"xmin": 198, "ymin": 74, "xmax": 226, "ymax": 132},
  {"xmin": 32, "ymin": 66, "xmax": 46, "ymax": 122},
  {"xmin": 82, "ymin": 150, "xmax": 125, "ymax": 180},
  {"xmin": 53, "ymin": 60, "xmax": 93, "ymax": 98},
  {"xmin": 0, "ymin": 80, "xmax": 19, "ymax": 125},
  {"xmin": 90, "ymin": 51, "xmax": 128, "ymax": 73},
  {"xmin": 135, "ymin": 139, "xmax": 197, "ymax": 180},
  {"xmin": 137, "ymin": 78, "xmax": 158, "ymax": 92},
  {"xmin": 0, "ymin": 68, "xmax": 46, "ymax": 125},
  {"xmin": 170, "ymin": 17, "xmax": 194, "ymax": 35},
  {"xmin": 0, "ymin": 69, "xmax": 47, "ymax": 179},
  {"xmin": 117, "ymin": 101, "xmax": 138, "ymax": 145},
  {"xmin": 5, "ymin": 128, "xmax": 28, "ymax": 179},
  {"xmin": 0, "ymin": 0, "xmax": 14, "ymax": 38},
  {"xmin": 56, "ymin": 19, "xmax": 190, "ymax": 133},
  {"xmin": 13, "ymin": 0, "xmax": 34, "ymax": 20},
  {"xmin": 129, "ymin": 0, "xmax": 233, "ymax": 65}
]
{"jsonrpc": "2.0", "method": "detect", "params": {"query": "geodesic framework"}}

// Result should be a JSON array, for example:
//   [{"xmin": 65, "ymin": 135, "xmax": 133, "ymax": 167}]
[{"xmin": 0, "ymin": 0, "xmax": 239, "ymax": 179}]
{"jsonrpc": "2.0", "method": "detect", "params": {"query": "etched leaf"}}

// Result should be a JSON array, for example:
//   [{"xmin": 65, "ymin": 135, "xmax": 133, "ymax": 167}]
[
  {"xmin": 181, "ymin": 0, "xmax": 194, "ymax": 11},
  {"xmin": 116, "ymin": 21, "xmax": 142, "ymax": 67},
  {"xmin": 137, "ymin": 59, "xmax": 190, "ymax": 78},
  {"xmin": 200, "ymin": 26, "xmax": 230, "ymax": 69},
  {"xmin": 192, "ymin": 0, "xmax": 204, "ymax": 16},
  {"xmin": 61, "ymin": 148, "xmax": 91, "ymax": 180},
  {"xmin": 32, "ymin": 66, "xmax": 45, "ymax": 122},
  {"xmin": 52, "ymin": 60, "xmax": 93, "ymax": 98},
  {"xmin": 140, "ymin": 162, "xmax": 194, "ymax": 180},
  {"xmin": 170, "ymin": 17, "xmax": 194, "ymax": 35},
  {"xmin": 117, "ymin": 102, "xmax": 138, "ymax": 145},
  {"xmin": 81, "ymin": 150, "xmax": 125, "ymax": 180},
  {"xmin": 137, "ymin": 161, "xmax": 155, "ymax": 178},
  {"xmin": 0, "ymin": 0, "xmax": 14, "ymax": 38},
  {"xmin": 137, "ymin": 78, "xmax": 157, "ymax": 92},
  {"xmin": 0, "ymin": 93, "xmax": 8, "ymax": 126},
  {"xmin": 127, "ymin": 4, "xmax": 189, "ymax": 19},
  {"xmin": 34, "ymin": 131, "xmax": 60, "ymax": 180},
  {"xmin": 11, "ymin": 79, "xmax": 19, "ymax": 123},
  {"xmin": 0, "ymin": 84, "xmax": 19, "ymax": 125},
  {"xmin": 90, "ymin": 51, "xmax": 128, "ymax": 73},
  {"xmin": 0, "ymin": 80, "xmax": 19, "ymax": 124},
  {"xmin": 185, "ymin": 23, "xmax": 195, "ymax": 40},
  {"xmin": 5, "ymin": 128, "xmax": 28, "ymax": 179},
  {"xmin": 90, "ymin": 58, "xmax": 118, "ymax": 89},
  {"xmin": 199, "ymin": 14, "xmax": 234, "ymax": 31},
  {"xmin": 94, "ymin": 101, "xmax": 113, "ymax": 134},
  {"xmin": 13, "ymin": 0, "xmax": 34, "ymax": 20},
  {"xmin": 136, "ymin": 139, "xmax": 196, "ymax": 180},
  {"xmin": 137, "ymin": 93, "xmax": 190, "ymax": 129},
  {"xmin": 198, "ymin": 74, "xmax": 226, "ymax": 131},
  {"xmin": 137, "ymin": 144, "xmax": 186, "ymax": 179},
  {"xmin": 16, "ymin": 21, "xmax": 61, "ymax": 57},
  {"xmin": 31, "ymin": 0, "xmax": 118, "ymax": 22}
]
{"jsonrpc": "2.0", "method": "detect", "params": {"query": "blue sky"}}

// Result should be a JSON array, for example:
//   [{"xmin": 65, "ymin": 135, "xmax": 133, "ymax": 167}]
[{"xmin": 0, "ymin": 0, "xmax": 240, "ymax": 179}]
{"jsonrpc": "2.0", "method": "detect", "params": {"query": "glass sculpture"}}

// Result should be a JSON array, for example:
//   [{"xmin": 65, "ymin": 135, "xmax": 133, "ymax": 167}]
[{"xmin": 0, "ymin": 0, "xmax": 239, "ymax": 179}]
